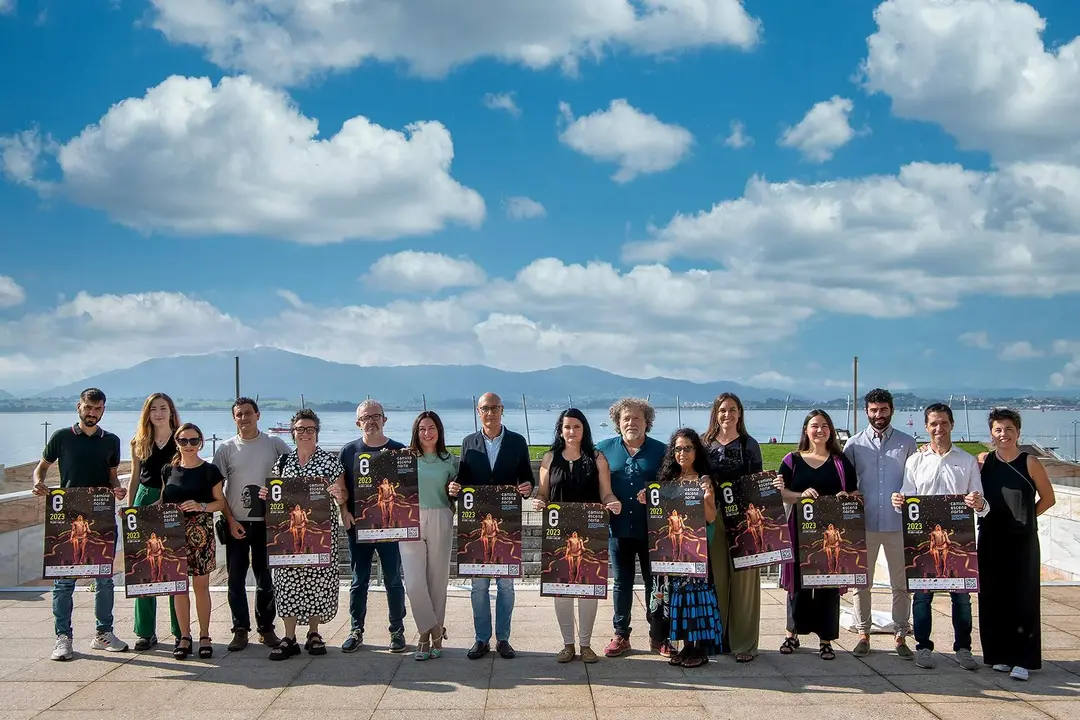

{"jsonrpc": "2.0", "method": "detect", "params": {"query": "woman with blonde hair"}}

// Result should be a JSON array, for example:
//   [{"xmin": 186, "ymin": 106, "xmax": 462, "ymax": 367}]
[{"xmin": 128, "ymin": 393, "xmax": 182, "ymax": 651}]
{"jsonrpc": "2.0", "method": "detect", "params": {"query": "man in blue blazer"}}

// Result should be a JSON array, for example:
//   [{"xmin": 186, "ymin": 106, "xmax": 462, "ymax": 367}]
[{"xmin": 449, "ymin": 392, "xmax": 534, "ymax": 659}]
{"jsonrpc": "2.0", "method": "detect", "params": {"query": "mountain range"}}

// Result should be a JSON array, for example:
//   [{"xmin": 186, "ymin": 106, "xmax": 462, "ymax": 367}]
[{"xmin": 30, "ymin": 348, "xmax": 799, "ymax": 406}]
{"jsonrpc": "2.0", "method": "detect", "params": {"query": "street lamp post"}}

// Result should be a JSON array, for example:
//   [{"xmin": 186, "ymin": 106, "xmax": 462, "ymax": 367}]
[{"xmin": 1073, "ymin": 420, "xmax": 1079, "ymax": 463}]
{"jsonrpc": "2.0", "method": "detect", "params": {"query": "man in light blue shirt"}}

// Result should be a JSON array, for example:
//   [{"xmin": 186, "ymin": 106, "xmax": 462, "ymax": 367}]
[{"xmin": 843, "ymin": 388, "xmax": 916, "ymax": 659}]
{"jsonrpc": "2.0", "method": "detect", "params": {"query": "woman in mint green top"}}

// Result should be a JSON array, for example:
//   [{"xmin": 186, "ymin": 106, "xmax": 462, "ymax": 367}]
[{"xmin": 400, "ymin": 411, "xmax": 458, "ymax": 660}]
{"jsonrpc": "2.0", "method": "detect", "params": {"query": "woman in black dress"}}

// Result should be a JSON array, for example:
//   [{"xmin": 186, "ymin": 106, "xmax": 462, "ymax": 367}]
[
  {"xmin": 977, "ymin": 408, "xmax": 1055, "ymax": 681},
  {"xmin": 777, "ymin": 410, "xmax": 858, "ymax": 661},
  {"xmin": 535, "ymin": 408, "xmax": 620, "ymax": 663}
]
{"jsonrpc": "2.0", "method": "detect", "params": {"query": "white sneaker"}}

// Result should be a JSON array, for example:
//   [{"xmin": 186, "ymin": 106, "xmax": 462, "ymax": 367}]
[
  {"xmin": 91, "ymin": 631, "xmax": 129, "ymax": 652},
  {"xmin": 51, "ymin": 635, "xmax": 74, "ymax": 661},
  {"xmin": 915, "ymin": 648, "xmax": 935, "ymax": 669},
  {"xmin": 992, "ymin": 663, "xmax": 1012, "ymax": 672},
  {"xmin": 1009, "ymin": 666, "xmax": 1030, "ymax": 681}
]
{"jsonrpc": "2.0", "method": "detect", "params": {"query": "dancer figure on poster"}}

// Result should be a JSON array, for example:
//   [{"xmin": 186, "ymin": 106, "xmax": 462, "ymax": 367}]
[
  {"xmin": 377, "ymin": 478, "xmax": 399, "ymax": 528},
  {"xmin": 146, "ymin": 532, "xmax": 166, "ymax": 583},
  {"xmin": 564, "ymin": 532, "xmax": 588, "ymax": 583},
  {"xmin": 288, "ymin": 505, "xmax": 311, "ymax": 554},
  {"xmin": 480, "ymin": 513, "xmax": 501, "ymax": 564},
  {"xmin": 745, "ymin": 504, "xmax": 765, "ymax": 553},
  {"xmin": 928, "ymin": 524, "xmax": 951, "ymax": 577},
  {"xmin": 667, "ymin": 510, "xmax": 687, "ymax": 562},
  {"xmin": 823, "ymin": 524, "xmax": 842, "ymax": 573},
  {"xmin": 69, "ymin": 515, "xmax": 92, "ymax": 565}
]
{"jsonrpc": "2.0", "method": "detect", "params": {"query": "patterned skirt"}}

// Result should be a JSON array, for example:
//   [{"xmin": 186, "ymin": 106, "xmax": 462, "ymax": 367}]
[
  {"xmin": 185, "ymin": 513, "xmax": 216, "ymax": 577},
  {"xmin": 273, "ymin": 509, "xmax": 341, "ymax": 624},
  {"xmin": 668, "ymin": 577, "xmax": 723, "ymax": 650}
]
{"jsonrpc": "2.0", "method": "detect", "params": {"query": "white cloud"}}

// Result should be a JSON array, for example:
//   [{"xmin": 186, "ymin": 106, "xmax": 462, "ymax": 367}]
[
  {"xmin": 862, "ymin": 0, "xmax": 1080, "ymax": 163},
  {"xmin": 723, "ymin": 120, "xmax": 752, "ymax": 149},
  {"xmin": 1, "ymin": 75, "xmax": 484, "ymax": 244},
  {"xmin": 504, "ymin": 196, "xmax": 546, "ymax": 220},
  {"xmin": 1050, "ymin": 340, "xmax": 1080, "ymax": 387},
  {"xmin": 558, "ymin": 99, "xmax": 693, "ymax": 183},
  {"xmin": 998, "ymin": 340, "xmax": 1044, "ymax": 361},
  {"xmin": 0, "ymin": 129, "xmax": 50, "ymax": 188},
  {"xmin": 0, "ymin": 291, "xmax": 256, "ymax": 391},
  {"xmin": 778, "ymin": 95, "xmax": 857, "ymax": 163},
  {"xmin": 960, "ymin": 331, "xmax": 992, "ymax": 350},
  {"xmin": 148, "ymin": 0, "xmax": 761, "ymax": 86},
  {"xmin": 362, "ymin": 251, "xmax": 487, "ymax": 293},
  {"xmin": 0, "ymin": 0, "xmax": 13, "ymax": 15},
  {"xmin": 0, "ymin": 277, "xmax": 25, "ymax": 308},
  {"xmin": 622, "ymin": 161, "xmax": 1080, "ymax": 315},
  {"xmin": 748, "ymin": 371, "xmax": 794, "ymax": 387},
  {"xmin": 483, "ymin": 93, "xmax": 521, "ymax": 117}
]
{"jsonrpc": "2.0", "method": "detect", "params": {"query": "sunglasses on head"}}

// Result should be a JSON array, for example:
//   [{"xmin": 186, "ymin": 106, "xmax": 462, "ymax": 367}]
[{"xmin": 177, "ymin": 437, "xmax": 201, "ymax": 447}]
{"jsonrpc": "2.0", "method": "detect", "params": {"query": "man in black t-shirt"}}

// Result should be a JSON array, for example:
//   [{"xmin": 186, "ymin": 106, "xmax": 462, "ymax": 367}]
[{"xmin": 32, "ymin": 388, "xmax": 128, "ymax": 661}]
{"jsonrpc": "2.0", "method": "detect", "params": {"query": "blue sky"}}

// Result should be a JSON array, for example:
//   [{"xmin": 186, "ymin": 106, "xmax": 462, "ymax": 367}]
[{"xmin": 2, "ymin": 0, "xmax": 1080, "ymax": 395}]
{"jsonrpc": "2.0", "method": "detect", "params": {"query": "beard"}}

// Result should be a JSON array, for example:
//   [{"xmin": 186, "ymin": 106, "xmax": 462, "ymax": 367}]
[
  {"xmin": 79, "ymin": 413, "xmax": 100, "ymax": 427},
  {"xmin": 870, "ymin": 415, "xmax": 891, "ymax": 429}
]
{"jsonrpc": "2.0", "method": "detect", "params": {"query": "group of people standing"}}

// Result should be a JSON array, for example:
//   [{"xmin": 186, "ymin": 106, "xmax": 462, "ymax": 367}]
[{"xmin": 32, "ymin": 386, "xmax": 1055, "ymax": 681}]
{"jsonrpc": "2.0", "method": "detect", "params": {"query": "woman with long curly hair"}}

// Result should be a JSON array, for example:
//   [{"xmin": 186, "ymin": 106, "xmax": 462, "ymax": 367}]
[
  {"xmin": 534, "ymin": 408, "xmax": 620, "ymax": 663},
  {"xmin": 128, "ymin": 393, "xmax": 182, "ymax": 651},
  {"xmin": 637, "ymin": 428, "xmax": 721, "ymax": 668}
]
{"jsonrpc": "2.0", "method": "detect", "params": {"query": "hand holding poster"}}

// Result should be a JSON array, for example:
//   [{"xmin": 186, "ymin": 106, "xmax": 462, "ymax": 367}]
[
  {"xmin": 456, "ymin": 486, "xmax": 523, "ymax": 577},
  {"xmin": 43, "ymin": 487, "xmax": 116, "ymax": 579},
  {"xmin": 718, "ymin": 471, "xmax": 793, "ymax": 570},
  {"xmin": 266, "ymin": 477, "xmax": 334, "ymax": 567},
  {"xmin": 795, "ymin": 495, "xmax": 868, "ymax": 588},
  {"xmin": 540, "ymin": 502, "xmax": 608, "ymax": 598},
  {"xmin": 121, "ymin": 504, "xmax": 189, "ymax": 598},
  {"xmin": 645, "ymin": 480, "xmax": 708, "ymax": 577},
  {"xmin": 353, "ymin": 449, "xmax": 420, "ymax": 542},
  {"xmin": 902, "ymin": 495, "xmax": 980, "ymax": 592}
]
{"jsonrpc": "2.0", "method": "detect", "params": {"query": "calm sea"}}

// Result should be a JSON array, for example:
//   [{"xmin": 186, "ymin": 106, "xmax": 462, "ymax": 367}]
[{"xmin": 4, "ymin": 407, "xmax": 1080, "ymax": 467}]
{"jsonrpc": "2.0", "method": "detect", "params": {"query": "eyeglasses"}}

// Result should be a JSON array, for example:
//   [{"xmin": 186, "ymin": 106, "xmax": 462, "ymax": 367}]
[
  {"xmin": 177, "ymin": 437, "xmax": 201, "ymax": 447},
  {"xmin": 478, "ymin": 406, "xmax": 503, "ymax": 414},
  {"xmin": 293, "ymin": 427, "xmax": 317, "ymax": 436},
  {"xmin": 674, "ymin": 446, "xmax": 695, "ymax": 454},
  {"xmin": 358, "ymin": 414, "xmax": 385, "ymax": 423}
]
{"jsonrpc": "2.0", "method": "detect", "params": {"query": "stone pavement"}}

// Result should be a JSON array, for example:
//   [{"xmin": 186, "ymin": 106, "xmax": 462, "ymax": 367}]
[{"xmin": 1, "ymin": 584, "xmax": 1078, "ymax": 720}]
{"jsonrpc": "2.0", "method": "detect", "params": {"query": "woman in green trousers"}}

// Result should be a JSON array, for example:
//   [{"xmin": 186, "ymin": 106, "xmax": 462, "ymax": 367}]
[{"xmin": 127, "ymin": 393, "xmax": 182, "ymax": 650}]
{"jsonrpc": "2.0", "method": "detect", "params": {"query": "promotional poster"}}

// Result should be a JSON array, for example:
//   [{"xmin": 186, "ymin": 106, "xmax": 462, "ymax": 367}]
[
  {"xmin": 795, "ymin": 496, "xmax": 868, "ymax": 588},
  {"xmin": 121, "ymin": 504, "xmax": 189, "ymax": 597},
  {"xmin": 353, "ymin": 449, "xmax": 421, "ymax": 542},
  {"xmin": 42, "ymin": 487, "xmax": 116, "ymax": 579},
  {"xmin": 718, "ymin": 471, "xmax": 794, "ymax": 570},
  {"xmin": 456, "ymin": 485, "xmax": 523, "ymax": 577},
  {"xmin": 902, "ymin": 495, "xmax": 980, "ymax": 592},
  {"xmin": 266, "ymin": 477, "xmax": 334, "ymax": 568},
  {"xmin": 540, "ymin": 502, "xmax": 609, "ymax": 598},
  {"xmin": 645, "ymin": 480, "xmax": 708, "ymax": 577}
]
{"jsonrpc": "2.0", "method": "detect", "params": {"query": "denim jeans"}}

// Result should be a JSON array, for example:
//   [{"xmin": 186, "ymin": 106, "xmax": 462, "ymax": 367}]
[
  {"xmin": 471, "ymin": 577, "xmax": 515, "ymax": 643},
  {"xmin": 610, "ymin": 536, "xmax": 652, "ymax": 638},
  {"xmin": 347, "ymin": 533, "xmax": 406, "ymax": 635},
  {"xmin": 53, "ymin": 577, "xmax": 114, "ymax": 637},
  {"xmin": 913, "ymin": 590, "xmax": 972, "ymax": 651}
]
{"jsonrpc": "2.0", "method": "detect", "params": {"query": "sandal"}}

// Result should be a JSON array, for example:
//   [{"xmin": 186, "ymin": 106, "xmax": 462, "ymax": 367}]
[
  {"xmin": 415, "ymin": 639, "xmax": 432, "ymax": 662},
  {"xmin": 735, "ymin": 652, "xmax": 755, "ymax": 663},
  {"xmin": 780, "ymin": 636, "xmax": 800, "ymax": 655},
  {"xmin": 683, "ymin": 653, "xmax": 707, "ymax": 669},
  {"xmin": 668, "ymin": 647, "xmax": 685, "ymax": 666},
  {"xmin": 819, "ymin": 643, "xmax": 835, "ymax": 660},
  {"xmin": 198, "ymin": 636, "xmax": 213, "ymax": 659},
  {"xmin": 173, "ymin": 636, "xmax": 192, "ymax": 660},
  {"xmin": 304, "ymin": 632, "xmax": 326, "ymax": 656},
  {"xmin": 269, "ymin": 636, "xmax": 301, "ymax": 661}
]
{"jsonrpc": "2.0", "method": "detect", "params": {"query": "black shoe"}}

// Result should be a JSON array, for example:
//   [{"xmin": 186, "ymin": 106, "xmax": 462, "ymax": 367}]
[
  {"xmin": 228, "ymin": 630, "xmax": 249, "ymax": 651},
  {"xmin": 259, "ymin": 629, "xmax": 281, "ymax": 648},
  {"xmin": 134, "ymin": 635, "xmax": 157, "ymax": 652},
  {"xmin": 496, "ymin": 640, "xmax": 516, "ymax": 659},
  {"xmin": 467, "ymin": 641, "xmax": 490, "ymax": 660},
  {"xmin": 389, "ymin": 631, "xmax": 407, "ymax": 653}
]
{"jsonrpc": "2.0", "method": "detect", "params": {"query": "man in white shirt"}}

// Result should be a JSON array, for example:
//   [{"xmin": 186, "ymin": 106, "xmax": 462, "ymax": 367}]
[{"xmin": 891, "ymin": 403, "xmax": 988, "ymax": 672}]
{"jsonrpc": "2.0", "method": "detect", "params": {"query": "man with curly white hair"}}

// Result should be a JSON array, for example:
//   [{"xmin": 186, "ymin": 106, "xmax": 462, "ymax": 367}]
[{"xmin": 595, "ymin": 397, "xmax": 667, "ymax": 657}]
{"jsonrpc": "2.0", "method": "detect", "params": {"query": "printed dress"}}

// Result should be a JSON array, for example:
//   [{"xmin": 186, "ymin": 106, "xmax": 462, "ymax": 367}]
[{"xmin": 272, "ymin": 447, "xmax": 344, "ymax": 623}]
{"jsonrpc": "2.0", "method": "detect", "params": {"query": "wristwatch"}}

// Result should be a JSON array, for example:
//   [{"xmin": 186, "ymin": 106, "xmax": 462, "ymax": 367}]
[{"xmin": 200, "ymin": 502, "xmax": 207, "ymax": 512}]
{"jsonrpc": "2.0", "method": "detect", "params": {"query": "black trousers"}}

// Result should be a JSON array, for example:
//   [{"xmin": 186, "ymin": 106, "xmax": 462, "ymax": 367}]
[{"xmin": 225, "ymin": 521, "xmax": 276, "ymax": 633}]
